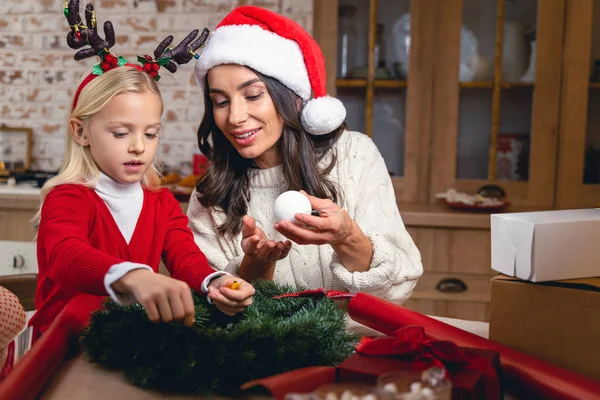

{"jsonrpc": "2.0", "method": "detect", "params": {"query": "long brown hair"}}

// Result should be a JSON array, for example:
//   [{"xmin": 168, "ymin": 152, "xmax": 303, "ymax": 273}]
[{"xmin": 196, "ymin": 68, "xmax": 345, "ymax": 235}]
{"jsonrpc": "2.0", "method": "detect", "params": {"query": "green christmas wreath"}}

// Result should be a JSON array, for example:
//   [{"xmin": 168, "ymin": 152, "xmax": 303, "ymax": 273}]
[{"xmin": 81, "ymin": 280, "xmax": 359, "ymax": 395}]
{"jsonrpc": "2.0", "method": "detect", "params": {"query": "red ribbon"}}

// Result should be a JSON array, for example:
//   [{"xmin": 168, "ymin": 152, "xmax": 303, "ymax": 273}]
[
  {"xmin": 357, "ymin": 326, "xmax": 467, "ymax": 370},
  {"xmin": 272, "ymin": 288, "xmax": 355, "ymax": 300},
  {"xmin": 357, "ymin": 326, "xmax": 500, "ymax": 400}
]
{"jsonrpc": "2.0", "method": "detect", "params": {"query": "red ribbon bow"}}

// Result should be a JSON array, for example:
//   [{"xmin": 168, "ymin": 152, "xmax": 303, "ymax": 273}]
[
  {"xmin": 272, "ymin": 288, "xmax": 355, "ymax": 300},
  {"xmin": 357, "ymin": 326, "xmax": 500, "ymax": 400},
  {"xmin": 357, "ymin": 326, "xmax": 468, "ymax": 371}
]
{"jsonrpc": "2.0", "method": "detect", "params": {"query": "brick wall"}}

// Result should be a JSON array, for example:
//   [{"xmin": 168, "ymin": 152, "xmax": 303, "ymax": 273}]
[{"xmin": 0, "ymin": 0, "xmax": 313, "ymax": 174}]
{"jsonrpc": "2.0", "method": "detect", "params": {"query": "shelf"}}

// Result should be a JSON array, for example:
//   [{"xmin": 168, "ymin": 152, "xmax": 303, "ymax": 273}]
[
  {"xmin": 337, "ymin": 80, "xmax": 534, "ymax": 90},
  {"xmin": 375, "ymin": 80, "xmax": 407, "ymax": 88},
  {"xmin": 336, "ymin": 79, "xmax": 407, "ymax": 88},
  {"xmin": 589, "ymin": 82, "xmax": 600, "ymax": 89},
  {"xmin": 459, "ymin": 82, "xmax": 534, "ymax": 89},
  {"xmin": 501, "ymin": 82, "xmax": 534, "ymax": 89},
  {"xmin": 336, "ymin": 79, "xmax": 367, "ymax": 88},
  {"xmin": 460, "ymin": 81, "xmax": 493, "ymax": 89},
  {"xmin": 398, "ymin": 202, "xmax": 492, "ymax": 229}
]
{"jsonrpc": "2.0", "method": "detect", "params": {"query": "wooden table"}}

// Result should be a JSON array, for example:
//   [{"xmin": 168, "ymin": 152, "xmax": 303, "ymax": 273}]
[
  {"xmin": 40, "ymin": 351, "xmax": 269, "ymax": 400},
  {"xmin": 38, "ymin": 317, "xmax": 490, "ymax": 400},
  {"xmin": 0, "ymin": 297, "xmax": 492, "ymax": 400}
]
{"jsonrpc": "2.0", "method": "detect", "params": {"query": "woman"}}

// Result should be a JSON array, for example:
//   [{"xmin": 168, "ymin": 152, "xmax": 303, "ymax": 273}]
[{"xmin": 187, "ymin": 5, "xmax": 422, "ymax": 304}]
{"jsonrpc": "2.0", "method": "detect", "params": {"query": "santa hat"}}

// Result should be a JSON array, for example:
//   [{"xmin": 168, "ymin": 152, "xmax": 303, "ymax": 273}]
[{"xmin": 195, "ymin": 6, "xmax": 346, "ymax": 135}]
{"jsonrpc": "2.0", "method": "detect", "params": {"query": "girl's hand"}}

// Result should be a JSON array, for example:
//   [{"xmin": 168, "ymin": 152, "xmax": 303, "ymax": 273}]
[
  {"xmin": 241, "ymin": 215, "xmax": 292, "ymax": 263},
  {"xmin": 275, "ymin": 190, "xmax": 354, "ymax": 246},
  {"xmin": 206, "ymin": 275, "xmax": 255, "ymax": 316},
  {"xmin": 114, "ymin": 269, "xmax": 195, "ymax": 327}
]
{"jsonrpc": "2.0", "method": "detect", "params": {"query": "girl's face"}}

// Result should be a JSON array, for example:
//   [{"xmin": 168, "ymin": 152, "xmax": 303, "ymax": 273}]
[
  {"xmin": 74, "ymin": 89, "xmax": 162, "ymax": 184},
  {"xmin": 207, "ymin": 65, "xmax": 284, "ymax": 169}
]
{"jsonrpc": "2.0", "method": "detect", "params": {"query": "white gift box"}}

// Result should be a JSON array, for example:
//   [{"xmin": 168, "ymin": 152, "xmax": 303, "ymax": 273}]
[{"xmin": 491, "ymin": 209, "xmax": 600, "ymax": 282}]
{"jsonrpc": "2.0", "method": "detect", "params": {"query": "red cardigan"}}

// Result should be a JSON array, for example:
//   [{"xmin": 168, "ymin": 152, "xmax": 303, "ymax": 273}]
[{"xmin": 31, "ymin": 184, "xmax": 214, "ymax": 334}]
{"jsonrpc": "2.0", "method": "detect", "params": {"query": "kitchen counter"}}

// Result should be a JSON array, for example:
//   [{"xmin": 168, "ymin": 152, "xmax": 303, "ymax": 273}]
[{"xmin": 0, "ymin": 184, "xmax": 42, "ymax": 196}]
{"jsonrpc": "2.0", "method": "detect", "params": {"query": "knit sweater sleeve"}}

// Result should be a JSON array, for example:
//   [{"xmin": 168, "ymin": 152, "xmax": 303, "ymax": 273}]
[
  {"xmin": 330, "ymin": 132, "xmax": 424, "ymax": 304},
  {"xmin": 160, "ymin": 190, "xmax": 219, "ymax": 292},
  {"xmin": 38, "ymin": 185, "xmax": 125, "ymax": 295},
  {"xmin": 186, "ymin": 191, "xmax": 243, "ymax": 274}
]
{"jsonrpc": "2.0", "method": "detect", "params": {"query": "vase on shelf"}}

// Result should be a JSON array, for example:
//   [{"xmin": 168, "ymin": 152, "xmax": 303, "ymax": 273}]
[
  {"xmin": 501, "ymin": 21, "xmax": 528, "ymax": 82},
  {"xmin": 337, "ymin": 5, "xmax": 357, "ymax": 79},
  {"xmin": 520, "ymin": 41, "xmax": 536, "ymax": 83}
]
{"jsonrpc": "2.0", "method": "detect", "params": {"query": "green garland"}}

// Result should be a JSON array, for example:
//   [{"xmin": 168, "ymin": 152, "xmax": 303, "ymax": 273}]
[{"xmin": 81, "ymin": 280, "xmax": 359, "ymax": 395}]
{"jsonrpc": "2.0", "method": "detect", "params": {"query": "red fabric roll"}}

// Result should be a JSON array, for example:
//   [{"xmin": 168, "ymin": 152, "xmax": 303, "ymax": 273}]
[
  {"xmin": 0, "ymin": 294, "xmax": 102, "ymax": 400},
  {"xmin": 348, "ymin": 292, "xmax": 600, "ymax": 400}
]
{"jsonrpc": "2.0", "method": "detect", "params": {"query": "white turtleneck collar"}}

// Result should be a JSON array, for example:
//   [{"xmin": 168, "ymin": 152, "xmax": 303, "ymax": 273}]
[
  {"xmin": 94, "ymin": 171, "xmax": 144, "ymax": 244},
  {"xmin": 95, "ymin": 171, "xmax": 143, "ymax": 199}
]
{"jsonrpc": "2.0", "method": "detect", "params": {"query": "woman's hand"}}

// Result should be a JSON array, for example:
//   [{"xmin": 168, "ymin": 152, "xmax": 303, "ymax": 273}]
[
  {"xmin": 275, "ymin": 191, "xmax": 373, "ymax": 273},
  {"xmin": 241, "ymin": 215, "xmax": 292, "ymax": 262},
  {"xmin": 206, "ymin": 275, "xmax": 255, "ymax": 315},
  {"xmin": 113, "ymin": 269, "xmax": 196, "ymax": 326},
  {"xmin": 274, "ymin": 191, "xmax": 353, "ymax": 245}
]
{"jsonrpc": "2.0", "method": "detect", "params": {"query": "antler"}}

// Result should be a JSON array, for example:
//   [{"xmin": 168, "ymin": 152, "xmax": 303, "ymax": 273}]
[
  {"xmin": 151, "ymin": 28, "xmax": 210, "ymax": 73},
  {"xmin": 64, "ymin": 0, "xmax": 115, "ymax": 60}
]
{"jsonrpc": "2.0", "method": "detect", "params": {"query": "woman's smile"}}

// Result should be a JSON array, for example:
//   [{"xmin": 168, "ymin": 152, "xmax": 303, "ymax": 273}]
[{"xmin": 230, "ymin": 127, "xmax": 261, "ymax": 146}]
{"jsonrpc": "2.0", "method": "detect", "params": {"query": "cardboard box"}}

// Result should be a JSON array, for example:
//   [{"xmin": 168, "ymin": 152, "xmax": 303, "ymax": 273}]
[
  {"xmin": 489, "ymin": 275, "xmax": 600, "ymax": 381},
  {"xmin": 491, "ymin": 209, "xmax": 600, "ymax": 282}
]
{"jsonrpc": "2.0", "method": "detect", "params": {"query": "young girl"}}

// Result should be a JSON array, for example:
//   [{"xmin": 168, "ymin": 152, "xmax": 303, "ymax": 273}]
[{"xmin": 30, "ymin": 2, "xmax": 254, "ymax": 338}]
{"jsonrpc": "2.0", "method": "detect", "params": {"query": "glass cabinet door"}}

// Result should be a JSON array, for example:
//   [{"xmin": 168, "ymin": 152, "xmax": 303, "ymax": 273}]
[
  {"xmin": 556, "ymin": 0, "xmax": 600, "ymax": 209},
  {"xmin": 370, "ymin": 0, "xmax": 410, "ymax": 177},
  {"xmin": 336, "ymin": 0, "xmax": 412, "ymax": 177},
  {"xmin": 430, "ymin": 0, "xmax": 564, "ymax": 208},
  {"xmin": 332, "ymin": 0, "xmax": 435, "ymax": 203}
]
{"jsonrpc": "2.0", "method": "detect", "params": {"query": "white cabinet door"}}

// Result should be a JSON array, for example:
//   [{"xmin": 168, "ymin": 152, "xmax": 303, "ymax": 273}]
[{"xmin": 0, "ymin": 241, "xmax": 37, "ymax": 276}]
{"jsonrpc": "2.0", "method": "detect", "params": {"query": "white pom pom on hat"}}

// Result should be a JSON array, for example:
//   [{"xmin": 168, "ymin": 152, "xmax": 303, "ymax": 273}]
[{"xmin": 194, "ymin": 6, "xmax": 346, "ymax": 135}]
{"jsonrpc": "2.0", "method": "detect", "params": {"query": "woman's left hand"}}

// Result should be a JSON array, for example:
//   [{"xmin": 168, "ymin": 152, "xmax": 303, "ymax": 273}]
[
  {"xmin": 274, "ymin": 190, "xmax": 354, "ymax": 246},
  {"xmin": 207, "ymin": 275, "xmax": 255, "ymax": 316}
]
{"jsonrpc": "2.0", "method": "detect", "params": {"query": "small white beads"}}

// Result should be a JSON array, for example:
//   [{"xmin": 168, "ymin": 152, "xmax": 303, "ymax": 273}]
[
  {"xmin": 410, "ymin": 382, "xmax": 422, "ymax": 393},
  {"xmin": 322, "ymin": 391, "xmax": 379, "ymax": 400},
  {"xmin": 382, "ymin": 382, "xmax": 398, "ymax": 393}
]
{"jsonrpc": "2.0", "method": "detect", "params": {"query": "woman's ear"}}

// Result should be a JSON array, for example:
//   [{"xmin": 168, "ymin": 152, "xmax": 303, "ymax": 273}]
[
  {"xmin": 70, "ymin": 118, "xmax": 89, "ymax": 146},
  {"xmin": 296, "ymin": 98, "xmax": 302, "ymax": 112}
]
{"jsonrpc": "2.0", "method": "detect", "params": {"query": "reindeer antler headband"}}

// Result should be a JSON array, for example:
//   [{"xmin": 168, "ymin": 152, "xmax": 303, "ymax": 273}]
[{"xmin": 64, "ymin": 0, "xmax": 209, "ymax": 109}]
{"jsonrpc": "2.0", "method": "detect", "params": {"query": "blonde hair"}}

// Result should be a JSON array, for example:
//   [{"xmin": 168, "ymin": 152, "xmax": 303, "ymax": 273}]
[{"xmin": 32, "ymin": 67, "xmax": 164, "ymax": 227}]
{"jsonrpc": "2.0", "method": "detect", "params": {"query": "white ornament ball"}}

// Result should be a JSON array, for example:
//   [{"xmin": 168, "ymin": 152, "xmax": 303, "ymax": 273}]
[{"xmin": 273, "ymin": 190, "xmax": 312, "ymax": 224}]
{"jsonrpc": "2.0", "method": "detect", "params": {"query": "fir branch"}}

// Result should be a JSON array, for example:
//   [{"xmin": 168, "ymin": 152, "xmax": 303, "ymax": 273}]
[{"xmin": 81, "ymin": 280, "xmax": 358, "ymax": 395}]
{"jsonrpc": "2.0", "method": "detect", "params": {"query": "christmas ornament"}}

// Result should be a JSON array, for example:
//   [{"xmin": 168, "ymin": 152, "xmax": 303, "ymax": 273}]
[
  {"xmin": 273, "ymin": 190, "xmax": 311, "ymax": 224},
  {"xmin": 81, "ymin": 280, "xmax": 358, "ymax": 395},
  {"xmin": 0, "ymin": 287, "xmax": 26, "ymax": 381}
]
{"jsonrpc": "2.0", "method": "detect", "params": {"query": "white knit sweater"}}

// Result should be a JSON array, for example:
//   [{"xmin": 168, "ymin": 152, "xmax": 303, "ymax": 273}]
[{"xmin": 187, "ymin": 130, "xmax": 423, "ymax": 305}]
